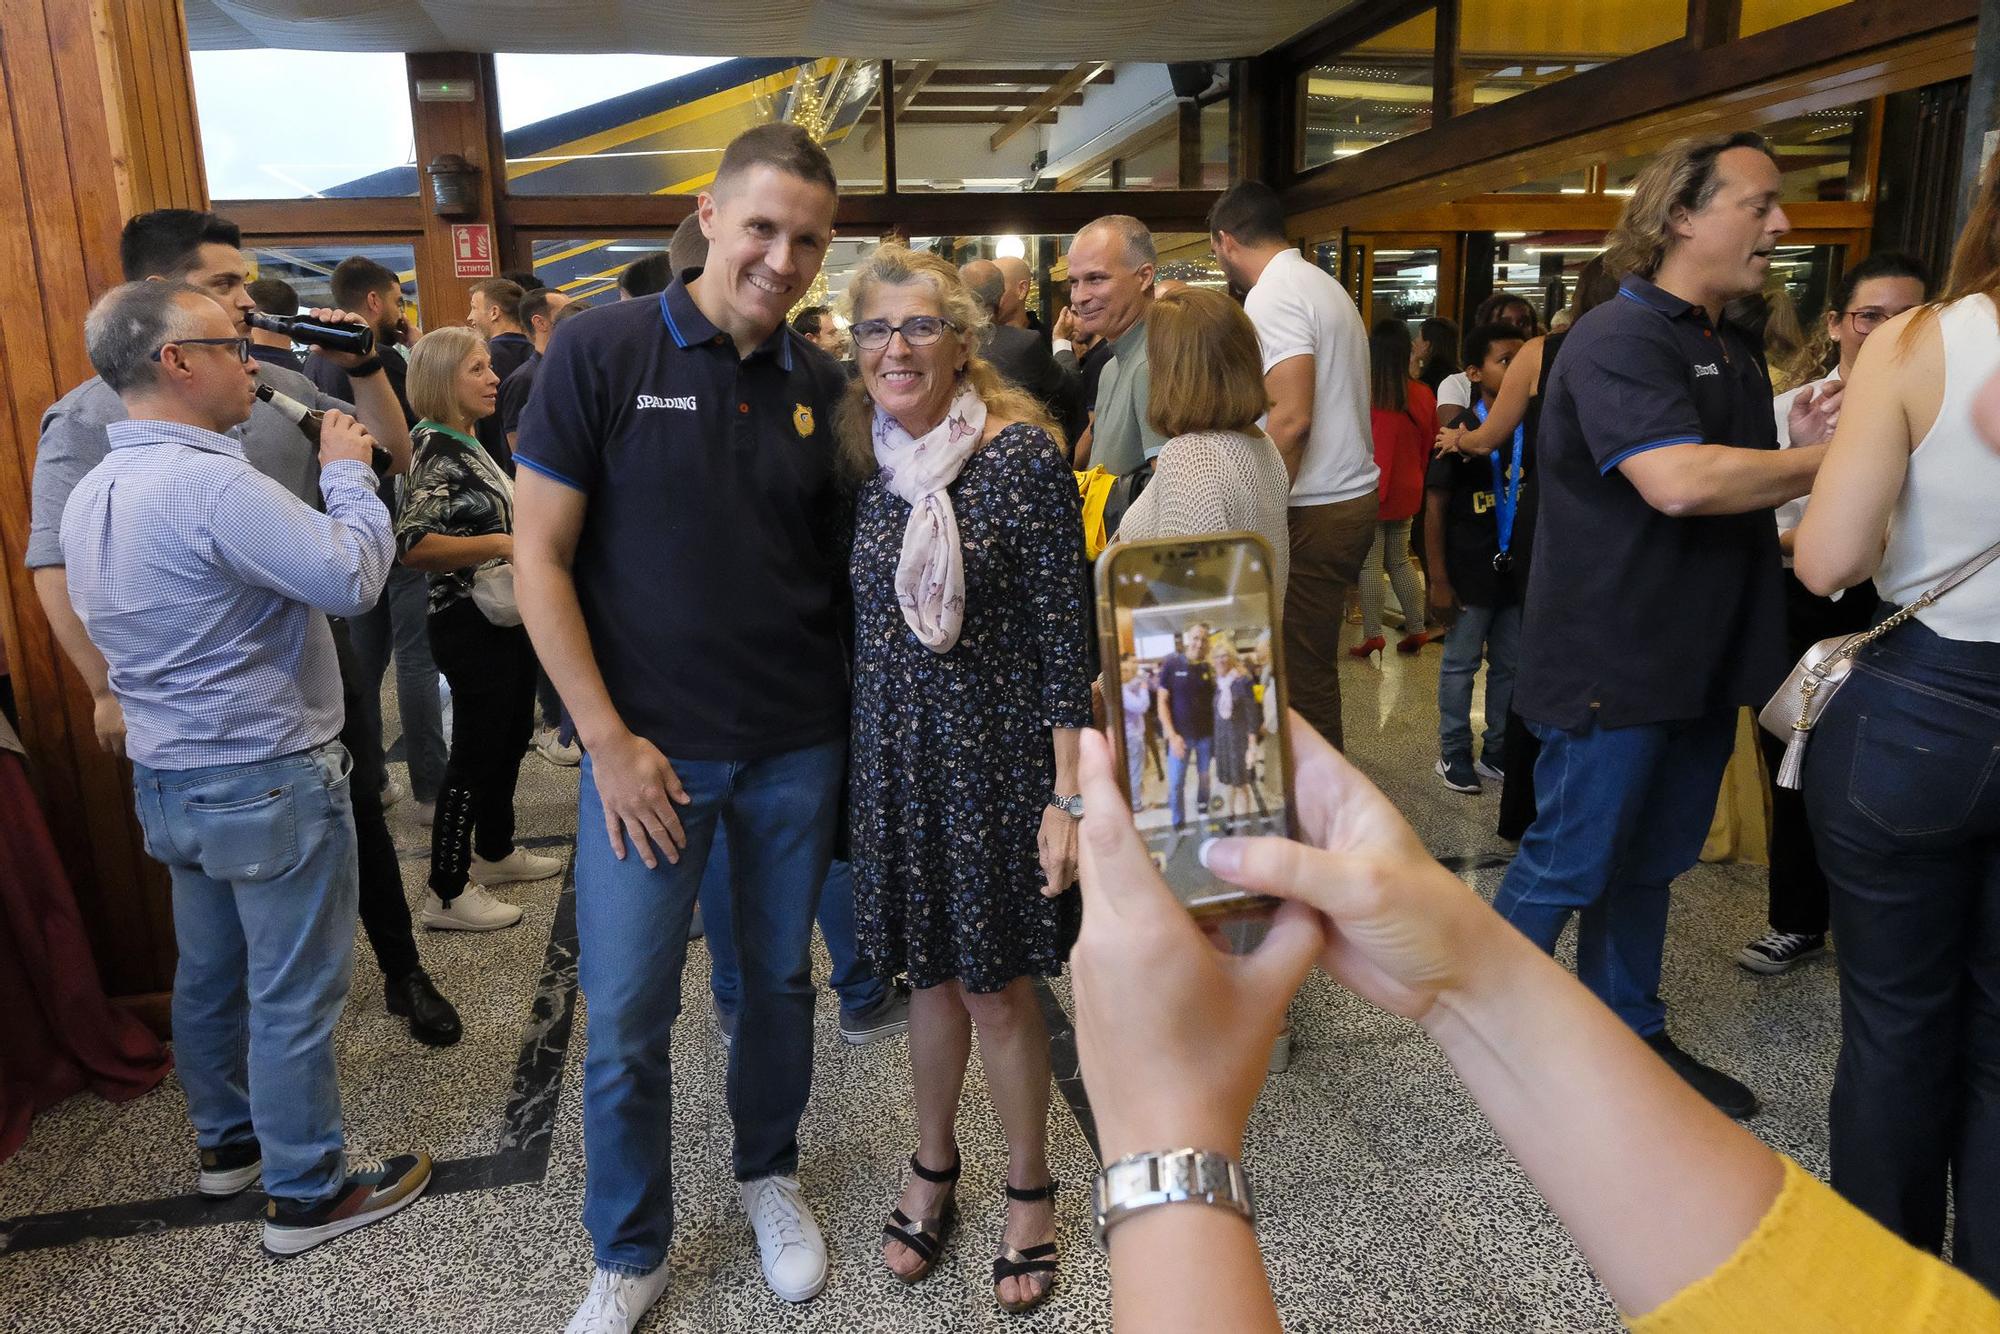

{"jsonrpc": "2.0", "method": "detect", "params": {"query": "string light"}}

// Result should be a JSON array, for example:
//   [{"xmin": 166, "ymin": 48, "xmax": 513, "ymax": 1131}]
[{"xmin": 787, "ymin": 63, "xmax": 829, "ymax": 144}]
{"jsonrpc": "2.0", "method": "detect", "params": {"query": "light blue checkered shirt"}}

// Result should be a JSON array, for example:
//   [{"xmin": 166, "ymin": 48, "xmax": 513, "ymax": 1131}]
[{"xmin": 59, "ymin": 420, "xmax": 395, "ymax": 770}]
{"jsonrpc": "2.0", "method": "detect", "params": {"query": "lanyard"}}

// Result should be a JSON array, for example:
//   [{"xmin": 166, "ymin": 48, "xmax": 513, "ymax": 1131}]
[{"xmin": 1474, "ymin": 399, "xmax": 1524, "ymax": 561}]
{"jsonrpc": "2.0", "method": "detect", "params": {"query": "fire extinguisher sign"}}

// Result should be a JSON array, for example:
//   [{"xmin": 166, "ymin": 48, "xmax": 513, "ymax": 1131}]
[{"xmin": 452, "ymin": 224, "xmax": 495, "ymax": 278}]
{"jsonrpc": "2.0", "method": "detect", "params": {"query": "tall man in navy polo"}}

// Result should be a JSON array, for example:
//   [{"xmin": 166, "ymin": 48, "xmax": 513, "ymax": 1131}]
[
  {"xmin": 513, "ymin": 125, "xmax": 848, "ymax": 1333},
  {"xmin": 1491, "ymin": 133, "xmax": 1841, "ymax": 1120}
]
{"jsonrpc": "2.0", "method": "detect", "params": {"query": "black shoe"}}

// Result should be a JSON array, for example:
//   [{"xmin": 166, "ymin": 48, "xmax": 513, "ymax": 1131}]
[
  {"xmin": 1435, "ymin": 755, "xmax": 1481, "ymax": 795},
  {"xmin": 386, "ymin": 969, "xmax": 462, "ymax": 1047},
  {"xmin": 1646, "ymin": 1033, "xmax": 1759, "ymax": 1119},
  {"xmin": 841, "ymin": 984, "xmax": 912, "ymax": 1047},
  {"xmin": 262, "ymin": 1152, "xmax": 432, "ymax": 1256},
  {"xmin": 196, "ymin": 1139, "xmax": 263, "ymax": 1198}
]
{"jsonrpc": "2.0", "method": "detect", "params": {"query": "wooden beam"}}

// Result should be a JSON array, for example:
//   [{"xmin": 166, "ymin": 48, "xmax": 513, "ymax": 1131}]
[
  {"xmin": 906, "ymin": 92, "xmax": 1085, "ymax": 110},
  {"xmin": 991, "ymin": 62, "xmax": 1107, "ymax": 152},
  {"xmin": 1282, "ymin": 1, "xmax": 1976, "ymax": 218},
  {"xmin": 1055, "ymin": 112, "xmax": 1177, "ymax": 191},
  {"xmin": 1432, "ymin": 0, "xmax": 1460, "ymax": 123},
  {"xmin": 407, "ymin": 52, "xmax": 509, "ymax": 334},
  {"xmin": 217, "ymin": 197, "xmax": 424, "ymax": 235},
  {"xmin": 508, "ymin": 189, "xmax": 1223, "ymax": 236},
  {"xmin": 926, "ymin": 68, "xmax": 1116, "ymax": 87},
  {"xmin": 864, "ymin": 110, "xmax": 1060, "ymax": 127},
  {"xmin": 1687, "ymin": 0, "xmax": 1742, "ymax": 50},
  {"xmin": 893, "ymin": 60, "xmax": 939, "ymax": 115}
]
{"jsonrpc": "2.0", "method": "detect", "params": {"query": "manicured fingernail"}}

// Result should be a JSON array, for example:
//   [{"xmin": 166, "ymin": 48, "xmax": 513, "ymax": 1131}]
[{"xmin": 1198, "ymin": 838, "xmax": 1240, "ymax": 874}]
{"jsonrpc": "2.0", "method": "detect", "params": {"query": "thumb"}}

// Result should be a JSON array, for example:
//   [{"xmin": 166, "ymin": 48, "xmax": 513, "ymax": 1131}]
[
  {"xmin": 1233, "ymin": 899, "xmax": 1324, "ymax": 1006},
  {"xmin": 1203, "ymin": 835, "xmax": 1394, "ymax": 926}
]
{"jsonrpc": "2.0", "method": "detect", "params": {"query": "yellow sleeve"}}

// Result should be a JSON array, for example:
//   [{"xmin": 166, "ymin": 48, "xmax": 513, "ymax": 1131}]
[{"xmin": 1629, "ymin": 1157, "xmax": 2000, "ymax": 1333}]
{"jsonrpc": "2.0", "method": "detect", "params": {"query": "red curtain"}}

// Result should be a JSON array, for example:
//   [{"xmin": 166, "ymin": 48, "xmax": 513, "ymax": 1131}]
[{"xmin": 0, "ymin": 750, "xmax": 169, "ymax": 1163}]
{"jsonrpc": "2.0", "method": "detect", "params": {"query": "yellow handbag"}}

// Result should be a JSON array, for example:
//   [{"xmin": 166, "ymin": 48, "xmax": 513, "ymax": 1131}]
[{"xmin": 1075, "ymin": 466, "xmax": 1116, "ymax": 559}]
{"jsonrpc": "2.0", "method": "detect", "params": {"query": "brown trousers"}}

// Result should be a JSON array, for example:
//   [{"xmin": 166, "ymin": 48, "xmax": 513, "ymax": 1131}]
[{"xmin": 1284, "ymin": 494, "xmax": 1380, "ymax": 751}]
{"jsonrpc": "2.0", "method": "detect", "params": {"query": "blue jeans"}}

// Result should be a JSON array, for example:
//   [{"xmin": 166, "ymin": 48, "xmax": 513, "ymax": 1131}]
[
  {"xmin": 1438, "ymin": 603, "xmax": 1521, "ymax": 763},
  {"xmin": 575, "ymin": 739, "xmax": 843, "ymax": 1275},
  {"xmin": 1490, "ymin": 712, "xmax": 1736, "ymax": 1035},
  {"xmin": 349, "ymin": 563, "xmax": 447, "ymax": 803},
  {"xmin": 1124, "ymin": 726, "xmax": 1146, "ymax": 812},
  {"xmin": 131, "ymin": 741, "xmax": 358, "ymax": 1204},
  {"xmin": 701, "ymin": 837, "xmax": 882, "ymax": 1017},
  {"xmin": 1801, "ymin": 617, "xmax": 2000, "ymax": 1286},
  {"xmin": 1168, "ymin": 735, "xmax": 1213, "ymax": 829}
]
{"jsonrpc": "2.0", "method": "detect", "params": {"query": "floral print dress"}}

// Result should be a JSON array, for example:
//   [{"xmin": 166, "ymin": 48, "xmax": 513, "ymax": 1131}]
[{"xmin": 849, "ymin": 422, "xmax": 1094, "ymax": 993}]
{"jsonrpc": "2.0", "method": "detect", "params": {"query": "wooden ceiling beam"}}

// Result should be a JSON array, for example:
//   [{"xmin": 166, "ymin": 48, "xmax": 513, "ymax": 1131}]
[
  {"xmin": 862, "ymin": 110, "xmax": 1059, "ymax": 126},
  {"xmin": 893, "ymin": 60, "xmax": 939, "ymax": 115},
  {"xmin": 919, "ymin": 68, "xmax": 1116, "ymax": 87},
  {"xmin": 907, "ymin": 92, "xmax": 1085, "ymax": 110},
  {"xmin": 991, "ymin": 62, "xmax": 1108, "ymax": 151}
]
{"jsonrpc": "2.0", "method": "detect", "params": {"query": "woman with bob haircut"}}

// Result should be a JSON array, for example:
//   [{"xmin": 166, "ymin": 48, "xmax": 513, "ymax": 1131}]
[
  {"xmin": 838, "ymin": 243, "xmax": 1093, "ymax": 1314},
  {"xmin": 396, "ymin": 327, "xmax": 559, "ymax": 935},
  {"xmin": 1113, "ymin": 286, "xmax": 1292, "ymax": 599}
]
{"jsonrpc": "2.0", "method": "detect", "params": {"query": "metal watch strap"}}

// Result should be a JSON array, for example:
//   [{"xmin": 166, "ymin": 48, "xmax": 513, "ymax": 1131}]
[{"xmin": 1092, "ymin": 1148, "xmax": 1254, "ymax": 1247}]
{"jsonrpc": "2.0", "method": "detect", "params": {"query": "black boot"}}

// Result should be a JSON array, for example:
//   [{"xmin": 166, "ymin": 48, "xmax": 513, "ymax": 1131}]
[{"xmin": 386, "ymin": 969, "xmax": 462, "ymax": 1047}]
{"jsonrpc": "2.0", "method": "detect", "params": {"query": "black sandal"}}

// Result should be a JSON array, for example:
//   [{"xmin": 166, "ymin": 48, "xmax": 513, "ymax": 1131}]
[
  {"xmin": 993, "ymin": 1178, "xmax": 1059, "ymax": 1314},
  {"xmin": 882, "ymin": 1152, "xmax": 961, "ymax": 1284}
]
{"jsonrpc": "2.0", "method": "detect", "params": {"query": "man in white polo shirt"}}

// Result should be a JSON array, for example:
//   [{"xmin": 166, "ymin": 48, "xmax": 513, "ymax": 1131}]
[{"xmin": 1211, "ymin": 182, "xmax": 1377, "ymax": 749}]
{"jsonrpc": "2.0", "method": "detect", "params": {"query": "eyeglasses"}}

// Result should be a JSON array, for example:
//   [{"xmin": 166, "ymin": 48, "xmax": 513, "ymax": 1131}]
[
  {"xmin": 849, "ymin": 316, "xmax": 961, "ymax": 351},
  {"xmin": 150, "ymin": 337, "xmax": 253, "ymax": 363},
  {"xmin": 1840, "ymin": 307, "xmax": 1892, "ymax": 332}
]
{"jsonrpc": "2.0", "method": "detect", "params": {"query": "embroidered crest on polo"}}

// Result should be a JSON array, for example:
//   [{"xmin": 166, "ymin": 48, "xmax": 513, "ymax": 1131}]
[
  {"xmin": 635, "ymin": 393, "xmax": 697, "ymax": 410},
  {"xmin": 792, "ymin": 404, "xmax": 814, "ymax": 437},
  {"xmin": 1692, "ymin": 363, "xmax": 1721, "ymax": 378}
]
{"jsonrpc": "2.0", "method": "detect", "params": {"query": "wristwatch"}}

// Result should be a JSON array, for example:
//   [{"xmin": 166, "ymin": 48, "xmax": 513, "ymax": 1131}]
[
  {"xmin": 1049, "ymin": 792, "xmax": 1084, "ymax": 818},
  {"xmin": 1093, "ymin": 1148, "xmax": 1253, "ymax": 1247}
]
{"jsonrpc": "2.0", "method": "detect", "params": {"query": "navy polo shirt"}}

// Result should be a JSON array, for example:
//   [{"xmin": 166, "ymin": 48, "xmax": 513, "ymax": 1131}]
[
  {"xmin": 1515, "ymin": 274, "xmax": 1787, "ymax": 730},
  {"xmin": 512, "ymin": 279, "xmax": 851, "ymax": 760}
]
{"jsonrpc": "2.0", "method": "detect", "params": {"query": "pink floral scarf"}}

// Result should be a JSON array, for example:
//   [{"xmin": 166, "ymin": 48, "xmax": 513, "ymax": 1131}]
[{"xmin": 872, "ymin": 385, "xmax": 987, "ymax": 652}]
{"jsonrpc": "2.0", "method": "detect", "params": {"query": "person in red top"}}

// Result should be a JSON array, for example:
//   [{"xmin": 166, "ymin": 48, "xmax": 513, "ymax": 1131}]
[{"xmin": 1351, "ymin": 318, "xmax": 1438, "ymax": 657}]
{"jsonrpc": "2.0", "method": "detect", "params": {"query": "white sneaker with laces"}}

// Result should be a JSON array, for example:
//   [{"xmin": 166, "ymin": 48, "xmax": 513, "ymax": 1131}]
[
  {"xmin": 471, "ymin": 847, "xmax": 564, "ymax": 885},
  {"xmin": 421, "ymin": 885, "xmax": 523, "ymax": 932},
  {"xmin": 740, "ymin": 1174, "xmax": 827, "ymax": 1303},
  {"xmin": 535, "ymin": 728, "xmax": 584, "ymax": 767},
  {"xmin": 380, "ymin": 775, "xmax": 408, "ymax": 809},
  {"xmin": 564, "ymin": 1263, "xmax": 669, "ymax": 1334}
]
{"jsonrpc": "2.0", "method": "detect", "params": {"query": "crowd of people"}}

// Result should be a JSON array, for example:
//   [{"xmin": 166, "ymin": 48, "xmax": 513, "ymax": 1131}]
[{"xmin": 18, "ymin": 114, "xmax": 2000, "ymax": 1333}]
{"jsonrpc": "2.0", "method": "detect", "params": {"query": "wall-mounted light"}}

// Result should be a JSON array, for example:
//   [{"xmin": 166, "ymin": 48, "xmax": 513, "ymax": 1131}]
[{"xmin": 427, "ymin": 153, "xmax": 480, "ymax": 217}]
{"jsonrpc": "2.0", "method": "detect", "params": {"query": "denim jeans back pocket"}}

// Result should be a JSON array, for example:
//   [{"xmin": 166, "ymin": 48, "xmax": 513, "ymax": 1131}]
[
  {"xmin": 1846, "ymin": 711, "xmax": 2000, "ymax": 840},
  {"xmin": 181, "ymin": 784, "xmax": 302, "ymax": 883}
]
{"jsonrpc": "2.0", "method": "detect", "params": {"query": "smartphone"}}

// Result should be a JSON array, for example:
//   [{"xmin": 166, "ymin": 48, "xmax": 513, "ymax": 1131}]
[{"xmin": 1095, "ymin": 532, "xmax": 1292, "ymax": 922}]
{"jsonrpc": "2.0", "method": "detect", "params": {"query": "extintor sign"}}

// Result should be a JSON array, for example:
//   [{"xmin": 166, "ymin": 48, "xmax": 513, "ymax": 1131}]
[{"xmin": 452, "ymin": 223, "xmax": 495, "ymax": 278}]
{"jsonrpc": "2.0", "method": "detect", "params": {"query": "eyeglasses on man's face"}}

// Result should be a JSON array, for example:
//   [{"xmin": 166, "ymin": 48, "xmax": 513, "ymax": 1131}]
[
  {"xmin": 849, "ymin": 316, "xmax": 962, "ymax": 351},
  {"xmin": 1839, "ymin": 307, "xmax": 1893, "ymax": 333},
  {"xmin": 150, "ymin": 336, "xmax": 253, "ymax": 364}
]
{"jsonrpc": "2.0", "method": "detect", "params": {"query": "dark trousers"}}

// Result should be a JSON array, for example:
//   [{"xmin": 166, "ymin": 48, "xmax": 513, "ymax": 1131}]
[
  {"xmin": 426, "ymin": 599, "xmax": 537, "ymax": 899},
  {"xmin": 1764, "ymin": 570, "xmax": 1878, "ymax": 935},
  {"xmin": 1802, "ymin": 615, "xmax": 2000, "ymax": 1293},
  {"xmin": 330, "ymin": 621, "xmax": 421, "ymax": 981},
  {"xmin": 1284, "ymin": 494, "xmax": 1379, "ymax": 751}
]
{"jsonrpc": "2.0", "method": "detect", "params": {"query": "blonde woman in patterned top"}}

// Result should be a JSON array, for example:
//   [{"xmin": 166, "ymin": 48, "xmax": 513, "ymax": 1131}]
[{"xmin": 1112, "ymin": 287, "xmax": 1291, "ymax": 600}]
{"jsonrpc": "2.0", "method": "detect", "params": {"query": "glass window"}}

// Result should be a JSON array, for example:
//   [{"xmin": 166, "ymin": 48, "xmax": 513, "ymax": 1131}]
[
  {"xmin": 498, "ymin": 56, "xmax": 883, "ymax": 196},
  {"xmin": 193, "ymin": 51, "xmax": 416, "ymax": 198},
  {"xmin": 891, "ymin": 63, "xmax": 1229, "ymax": 192},
  {"xmin": 1297, "ymin": 10, "xmax": 1437, "ymax": 171},
  {"xmin": 1764, "ymin": 104, "xmax": 1871, "ymax": 203},
  {"xmin": 1740, "ymin": 0, "xmax": 1851, "ymax": 38},
  {"xmin": 1490, "ymin": 234, "xmax": 1608, "ymax": 328},
  {"xmin": 1371, "ymin": 245, "xmax": 1441, "ymax": 328},
  {"xmin": 527, "ymin": 238, "xmax": 674, "ymax": 303},
  {"xmin": 245, "ymin": 244, "xmax": 417, "ymax": 316},
  {"xmin": 1453, "ymin": 0, "xmax": 1683, "ymax": 112}
]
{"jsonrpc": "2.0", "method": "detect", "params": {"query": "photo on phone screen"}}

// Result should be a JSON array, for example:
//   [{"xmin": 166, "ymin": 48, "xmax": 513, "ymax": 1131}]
[{"xmin": 1100, "ymin": 535, "xmax": 1290, "ymax": 917}]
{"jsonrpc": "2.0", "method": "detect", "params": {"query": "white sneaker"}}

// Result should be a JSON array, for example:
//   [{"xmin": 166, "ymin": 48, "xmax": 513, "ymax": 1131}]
[
  {"xmin": 410, "ymin": 800, "xmax": 436, "ymax": 827},
  {"xmin": 740, "ymin": 1174, "xmax": 827, "ymax": 1303},
  {"xmin": 565, "ymin": 1263, "xmax": 669, "ymax": 1334},
  {"xmin": 381, "ymin": 775, "xmax": 407, "ymax": 809},
  {"xmin": 471, "ymin": 847, "xmax": 563, "ymax": 885},
  {"xmin": 535, "ymin": 728, "xmax": 583, "ymax": 767},
  {"xmin": 421, "ymin": 885, "xmax": 523, "ymax": 931}
]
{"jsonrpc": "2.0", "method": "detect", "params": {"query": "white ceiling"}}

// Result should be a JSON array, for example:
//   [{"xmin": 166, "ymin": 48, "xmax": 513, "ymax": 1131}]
[{"xmin": 183, "ymin": 0, "xmax": 1351, "ymax": 61}]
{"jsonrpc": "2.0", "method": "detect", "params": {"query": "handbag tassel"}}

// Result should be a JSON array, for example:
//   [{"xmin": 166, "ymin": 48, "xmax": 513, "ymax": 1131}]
[{"xmin": 1776, "ymin": 726, "xmax": 1810, "ymax": 791}]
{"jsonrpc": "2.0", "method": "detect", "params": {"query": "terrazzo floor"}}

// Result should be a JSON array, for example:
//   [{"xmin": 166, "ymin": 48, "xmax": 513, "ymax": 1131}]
[{"xmin": 0, "ymin": 641, "xmax": 1845, "ymax": 1333}]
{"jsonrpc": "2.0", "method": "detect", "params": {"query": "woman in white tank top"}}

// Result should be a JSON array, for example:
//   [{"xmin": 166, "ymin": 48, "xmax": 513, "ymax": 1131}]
[{"xmin": 1792, "ymin": 203, "xmax": 2000, "ymax": 1293}]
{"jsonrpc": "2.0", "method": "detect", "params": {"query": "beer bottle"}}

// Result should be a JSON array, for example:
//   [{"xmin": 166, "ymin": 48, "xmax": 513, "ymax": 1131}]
[
  {"xmin": 256, "ymin": 383, "xmax": 392, "ymax": 477},
  {"xmin": 246, "ymin": 310, "xmax": 375, "ymax": 357}
]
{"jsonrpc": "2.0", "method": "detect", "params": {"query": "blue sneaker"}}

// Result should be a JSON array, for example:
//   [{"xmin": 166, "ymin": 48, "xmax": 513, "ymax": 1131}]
[{"xmin": 1435, "ymin": 756, "xmax": 1481, "ymax": 795}]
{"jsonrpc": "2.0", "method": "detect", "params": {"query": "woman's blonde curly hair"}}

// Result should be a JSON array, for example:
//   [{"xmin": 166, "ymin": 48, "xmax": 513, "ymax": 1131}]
[{"xmin": 833, "ymin": 243, "xmax": 1063, "ymax": 480}]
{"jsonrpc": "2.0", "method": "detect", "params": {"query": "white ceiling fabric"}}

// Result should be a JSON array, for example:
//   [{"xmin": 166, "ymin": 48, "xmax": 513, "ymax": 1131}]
[{"xmin": 183, "ymin": 0, "xmax": 1349, "ymax": 61}]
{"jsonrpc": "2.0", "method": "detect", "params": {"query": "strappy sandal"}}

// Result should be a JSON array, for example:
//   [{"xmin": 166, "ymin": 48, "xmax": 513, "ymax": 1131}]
[
  {"xmin": 993, "ymin": 1178, "xmax": 1059, "ymax": 1314},
  {"xmin": 881, "ymin": 1152, "xmax": 961, "ymax": 1284}
]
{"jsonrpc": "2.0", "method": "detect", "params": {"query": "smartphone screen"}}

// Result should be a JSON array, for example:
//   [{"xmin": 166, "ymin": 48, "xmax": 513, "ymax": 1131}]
[{"xmin": 1097, "ymin": 534, "xmax": 1290, "ymax": 919}]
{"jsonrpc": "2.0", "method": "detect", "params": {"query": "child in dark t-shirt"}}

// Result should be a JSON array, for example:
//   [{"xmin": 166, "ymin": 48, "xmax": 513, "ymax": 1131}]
[{"xmin": 1424, "ymin": 324, "xmax": 1527, "ymax": 795}]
